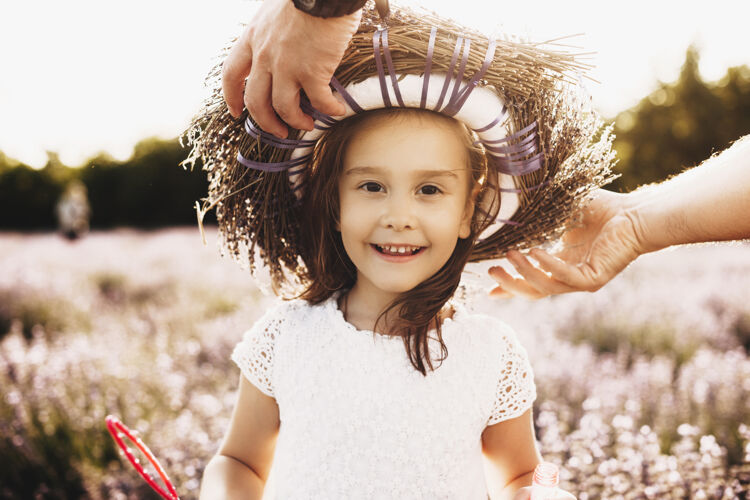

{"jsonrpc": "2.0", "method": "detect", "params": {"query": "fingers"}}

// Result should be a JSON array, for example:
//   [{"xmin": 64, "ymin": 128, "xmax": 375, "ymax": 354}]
[
  {"xmin": 488, "ymin": 249, "xmax": 584, "ymax": 300},
  {"xmin": 245, "ymin": 67, "xmax": 288, "ymax": 139},
  {"xmin": 489, "ymin": 285, "xmax": 512, "ymax": 298},
  {"xmin": 302, "ymin": 75, "xmax": 346, "ymax": 117},
  {"xmin": 222, "ymin": 37, "xmax": 254, "ymax": 119},
  {"xmin": 526, "ymin": 249, "xmax": 589, "ymax": 289},
  {"xmin": 488, "ymin": 265, "xmax": 546, "ymax": 300},
  {"xmin": 221, "ymin": 3, "xmax": 349, "ymax": 134},
  {"xmin": 272, "ymin": 78, "xmax": 315, "ymax": 132},
  {"xmin": 506, "ymin": 250, "xmax": 577, "ymax": 295}
]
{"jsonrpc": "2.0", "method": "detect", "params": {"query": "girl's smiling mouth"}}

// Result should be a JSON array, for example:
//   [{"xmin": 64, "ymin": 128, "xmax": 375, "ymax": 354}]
[{"xmin": 371, "ymin": 243, "xmax": 426, "ymax": 261}]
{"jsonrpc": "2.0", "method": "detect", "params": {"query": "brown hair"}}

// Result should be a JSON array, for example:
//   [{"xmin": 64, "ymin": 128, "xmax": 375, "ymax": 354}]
[{"xmin": 295, "ymin": 108, "xmax": 494, "ymax": 376}]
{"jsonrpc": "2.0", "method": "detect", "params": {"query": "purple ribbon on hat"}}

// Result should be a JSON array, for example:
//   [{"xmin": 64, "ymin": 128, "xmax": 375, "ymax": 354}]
[
  {"xmin": 244, "ymin": 118, "xmax": 319, "ymax": 149},
  {"xmin": 482, "ymin": 131, "xmax": 537, "ymax": 155},
  {"xmin": 299, "ymin": 97, "xmax": 339, "ymax": 128},
  {"xmin": 442, "ymin": 37, "xmax": 471, "ymax": 114},
  {"xmin": 443, "ymin": 38, "xmax": 497, "ymax": 116},
  {"xmin": 433, "ymin": 35, "xmax": 463, "ymax": 112},
  {"xmin": 375, "ymin": 28, "xmax": 406, "ymax": 108},
  {"xmin": 483, "ymin": 121, "xmax": 538, "ymax": 144},
  {"xmin": 420, "ymin": 27, "xmax": 438, "ymax": 109},
  {"xmin": 473, "ymin": 107, "xmax": 507, "ymax": 133},
  {"xmin": 489, "ymin": 152, "xmax": 544, "ymax": 176},
  {"xmin": 482, "ymin": 121, "xmax": 544, "ymax": 176},
  {"xmin": 238, "ymin": 151, "xmax": 312, "ymax": 172},
  {"xmin": 372, "ymin": 29, "xmax": 392, "ymax": 108},
  {"xmin": 237, "ymin": 26, "xmax": 543, "ymax": 180},
  {"xmin": 330, "ymin": 77, "xmax": 364, "ymax": 114},
  {"xmin": 475, "ymin": 204, "xmax": 523, "ymax": 226}
]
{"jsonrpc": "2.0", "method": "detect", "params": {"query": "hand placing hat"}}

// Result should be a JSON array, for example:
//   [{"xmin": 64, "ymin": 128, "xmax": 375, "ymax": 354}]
[
  {"xmin": 221, "ymin": 0, "xmax": 361, "ymax": 138},
  {"xmin": 490, "ymin": 134, "xmax": 750, "ymax": 300},
  {"xmin": 489, "ymin": 189, "xmax": 642, "ymax": 299}
]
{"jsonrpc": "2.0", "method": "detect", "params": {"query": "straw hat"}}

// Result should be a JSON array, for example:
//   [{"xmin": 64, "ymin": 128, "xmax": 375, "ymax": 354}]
[{"xmin": 182, "ymin": 2, "xmax": 618, "ymax": 297}]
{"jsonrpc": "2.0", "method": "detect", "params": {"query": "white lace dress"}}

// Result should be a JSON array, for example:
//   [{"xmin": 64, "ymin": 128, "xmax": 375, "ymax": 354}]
[{"xmin": 231, "ymin": 290, "xmax": 536, "ymax": 499}]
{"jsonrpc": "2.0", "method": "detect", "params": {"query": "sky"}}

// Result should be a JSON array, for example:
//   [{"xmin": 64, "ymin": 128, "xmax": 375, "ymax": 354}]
[{"xmin": 1, "ymin": 0, "xmax": 748, "ymax": 169}]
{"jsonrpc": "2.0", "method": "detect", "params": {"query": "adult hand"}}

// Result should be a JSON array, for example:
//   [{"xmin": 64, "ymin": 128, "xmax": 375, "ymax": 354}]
[
  {"xmin": 488, "ymin": 189, "xmax": 644, "ymax": 299},
  {"xmin": 222, "ymin": 0, "xmax": 361, "ymax": 138}
]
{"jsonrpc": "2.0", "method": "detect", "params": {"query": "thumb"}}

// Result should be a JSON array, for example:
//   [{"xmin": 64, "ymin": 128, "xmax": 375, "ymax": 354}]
[{"xmin": 303, "ymin": 81, "xmax": 347, "ymax": 117}]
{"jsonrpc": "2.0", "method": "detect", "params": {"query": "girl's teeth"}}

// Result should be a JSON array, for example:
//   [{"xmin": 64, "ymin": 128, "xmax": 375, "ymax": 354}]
[{"xmin": 377, "ymin": 245, "xmax": 420, "ymax": 255}]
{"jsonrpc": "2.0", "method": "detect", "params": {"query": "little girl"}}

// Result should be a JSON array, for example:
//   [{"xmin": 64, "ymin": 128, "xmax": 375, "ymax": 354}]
[{"xmin": 184, "ymin": 4, "xmax": 616, "ymax": 499}]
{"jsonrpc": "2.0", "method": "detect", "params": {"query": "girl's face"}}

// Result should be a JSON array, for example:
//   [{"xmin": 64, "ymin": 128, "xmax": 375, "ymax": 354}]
[{"xmin": 337, "ymin": 112, "xmax": 475, "ymax": 305}]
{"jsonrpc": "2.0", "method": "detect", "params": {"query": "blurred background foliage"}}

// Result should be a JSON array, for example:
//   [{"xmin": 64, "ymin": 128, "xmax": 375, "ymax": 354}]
[
  {"xmin": 1, "ymin": 46, "xmax": 749, "ymax": 229},
  {"xmin": 611, "ymin": 46, "xmax": 750, "ymax": 192},
  {"xmin": 0, "ymin": 139, "xmax": 214, "ymax": 230}
]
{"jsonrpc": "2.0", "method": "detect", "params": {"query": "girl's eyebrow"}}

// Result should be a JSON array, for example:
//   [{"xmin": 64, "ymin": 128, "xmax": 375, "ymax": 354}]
[{"xmin": 344, "ymin": 165, "xmax": 459, "ymax": 178}]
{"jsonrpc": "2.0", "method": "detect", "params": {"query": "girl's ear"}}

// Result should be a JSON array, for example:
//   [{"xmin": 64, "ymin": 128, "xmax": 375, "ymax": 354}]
[{"xmin": 459, "ymin": 183, "xmax": 482, "ymax": 239}]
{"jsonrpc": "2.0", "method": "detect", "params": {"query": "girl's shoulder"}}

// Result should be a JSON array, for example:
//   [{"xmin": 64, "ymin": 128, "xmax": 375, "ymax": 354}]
[
  {"xmin": 252, "ymin": 296, "xmax": 312, "ymax": 322},
  {"xmin": 263, "ymin": 296, "xmax": 309, "ymax": 315},
  {"xmin": 450, "ymin": 304, "xmax": 529, "ymax": 359},
  {"xmin": 248, "ymin": 295, "xmax": 328, "ymax": 332},
  {"xmin": 451, "ymin": 302, "xmax": 519, "ymax": 341}
]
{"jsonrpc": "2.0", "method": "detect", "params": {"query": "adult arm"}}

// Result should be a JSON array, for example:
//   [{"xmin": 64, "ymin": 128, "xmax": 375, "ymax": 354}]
[
  {"xmin": 489, "ymin": 134, "xmax": 750, "ymax": 299},
  {"xmin": 222, "ymin": 0, "xmax": 364, "ymax": 138},
  {"xmin": 630, "ymin": 134, "xmax": 750, "ymax": 250}
]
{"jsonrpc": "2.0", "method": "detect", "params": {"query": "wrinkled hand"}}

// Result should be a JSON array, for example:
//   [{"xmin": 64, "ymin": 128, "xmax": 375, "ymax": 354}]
[
  {"xmin": 512, "ymin": 486, "xmax": 577, "ymax": 500},
  {"xmin": 221, "ymin": 0, "xmax": 360, "ymax": 138},
  {"xmin": 489, "ymin": 189, "xmax": 645, "ymax": 299}
]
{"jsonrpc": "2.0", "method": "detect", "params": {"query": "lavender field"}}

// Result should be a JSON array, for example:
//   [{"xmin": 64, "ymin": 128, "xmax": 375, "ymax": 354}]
[{"xmin": 1, "ymin": 228, "xmax": 749, "ymax": 499}]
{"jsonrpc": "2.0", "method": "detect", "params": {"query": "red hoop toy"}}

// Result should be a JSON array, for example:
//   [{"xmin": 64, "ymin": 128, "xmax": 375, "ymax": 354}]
[{"xmin": 105, "ymin": 415, "xmax": 180, "ymax": 500}]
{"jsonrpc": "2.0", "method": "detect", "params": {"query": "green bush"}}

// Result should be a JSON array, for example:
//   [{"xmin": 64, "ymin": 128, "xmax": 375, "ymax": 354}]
[
  {"xmin": 610, "ymin": 47, "xmax": 750, "ymax": 192},
  {"xmin": 0, "ymin": 138, "xmax": 215, "ymax": 230}
]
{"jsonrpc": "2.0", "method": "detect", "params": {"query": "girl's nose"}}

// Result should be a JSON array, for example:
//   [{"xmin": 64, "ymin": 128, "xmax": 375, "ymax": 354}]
[{"xmin": 380, "ymin": 197, "xmax": 417, "ymax": 231}]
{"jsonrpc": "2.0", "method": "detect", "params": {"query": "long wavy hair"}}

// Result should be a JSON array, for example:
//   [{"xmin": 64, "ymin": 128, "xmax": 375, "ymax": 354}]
[{"xmin": 295, "ymin": 107, "xmax": 493, "ymax": 376}]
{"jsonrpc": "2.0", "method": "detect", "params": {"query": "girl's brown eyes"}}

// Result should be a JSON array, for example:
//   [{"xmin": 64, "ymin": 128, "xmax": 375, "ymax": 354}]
[
  {"xmin": 357, "ymin": 182, "xmax": 443, "ymax": 195},
  {"xmin": 420, "ymin": 185, "xmax": 441, "ymax": 195},
  {"xmin": 361, "ymin": 182, "xmax": 382, "ymax": 193}
]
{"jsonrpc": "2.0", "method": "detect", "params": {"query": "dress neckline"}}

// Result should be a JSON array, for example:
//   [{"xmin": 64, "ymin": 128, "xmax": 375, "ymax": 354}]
[{"xmin": 327, "ymin": 289, "xmax": 463, "ymax": 339}]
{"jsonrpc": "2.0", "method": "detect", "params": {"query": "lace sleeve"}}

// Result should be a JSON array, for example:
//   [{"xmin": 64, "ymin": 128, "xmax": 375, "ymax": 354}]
[
  {"xmin": 486, "ymin": 323, "xmax": 536, "ymax": 426},
  {"xmin": 230, "ymin": 302, "xmax": 286, "ymax": 398}
]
